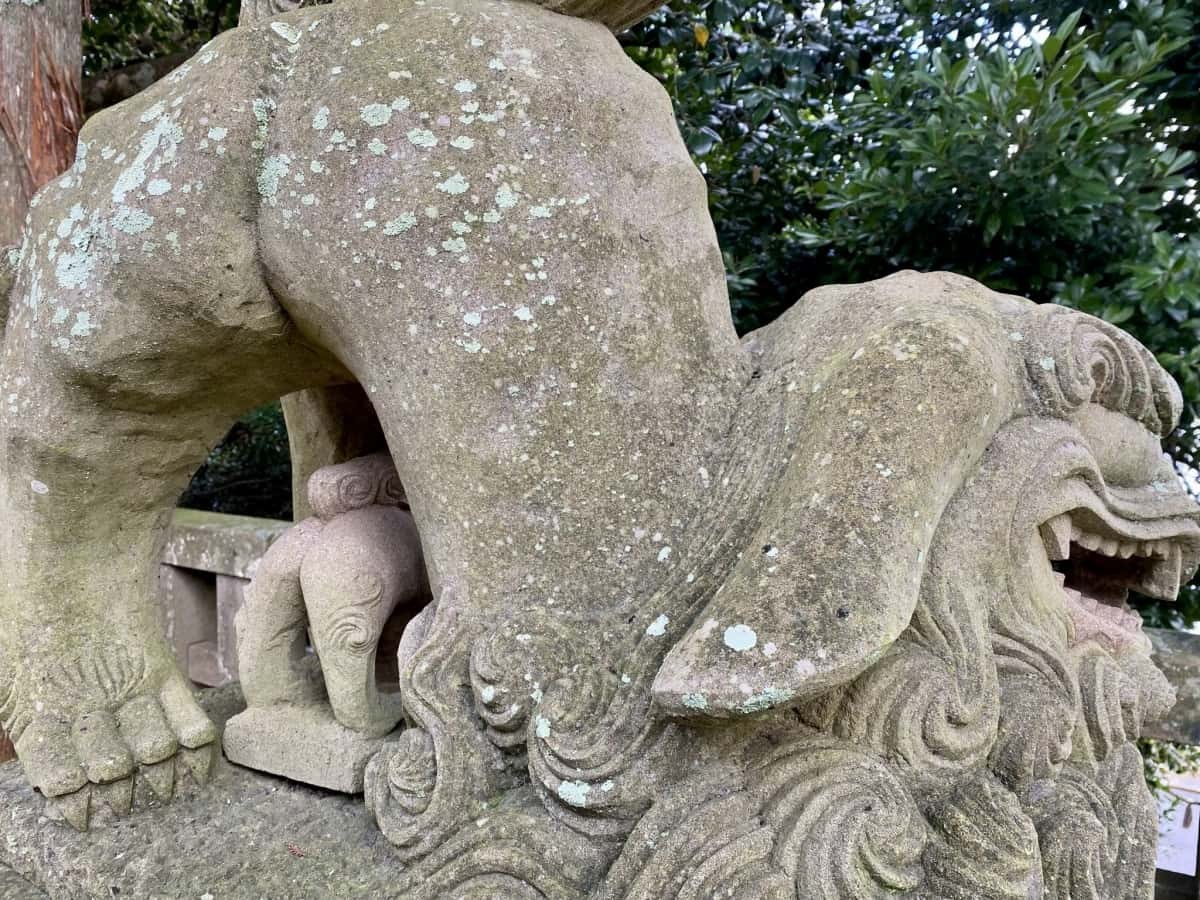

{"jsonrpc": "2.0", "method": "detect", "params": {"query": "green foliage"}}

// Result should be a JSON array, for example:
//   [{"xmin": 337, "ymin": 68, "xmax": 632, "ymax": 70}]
[
  {"xmin": 624, "ymin": 0, "xmax": 1200, "ymax": 626},
  {"xmin": 177, "ymin": 403, "xmax": 293, "ymax": 520},
  {"xmin": 1142, "ymin": 736, "xmax": 1200, "ymax": 799},
  {"xmin": 83, "ymin": 0, "xmax": 237, "ymax": 78}
]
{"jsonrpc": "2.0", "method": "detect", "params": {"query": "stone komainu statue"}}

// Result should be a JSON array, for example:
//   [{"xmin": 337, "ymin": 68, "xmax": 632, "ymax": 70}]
[{"xmin": 0, "ymin": 0, "xmax": 1196, "ymax": 895}]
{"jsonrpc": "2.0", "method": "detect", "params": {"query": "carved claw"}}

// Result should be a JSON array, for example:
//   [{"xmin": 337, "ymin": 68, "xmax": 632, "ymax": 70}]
[
  {"xmin": 50, "ymin": 787, "xmax": 92, "ymax": 832},
  {"xmin": 179, "ymin": 742, "xmax": 218, "ymax": 787},
  {"xmin": 139, "ymin": 758, "xmax": 176, "ymax": 803},
  {"xmin": 94, "ymin": 777, "xmax": 134, "ymax": 816}
]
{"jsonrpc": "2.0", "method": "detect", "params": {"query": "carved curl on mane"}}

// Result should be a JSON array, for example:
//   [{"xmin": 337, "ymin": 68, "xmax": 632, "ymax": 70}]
[{"xmin": 1019, "ymin": 305, "xmax": 1182, "ymax": 436}]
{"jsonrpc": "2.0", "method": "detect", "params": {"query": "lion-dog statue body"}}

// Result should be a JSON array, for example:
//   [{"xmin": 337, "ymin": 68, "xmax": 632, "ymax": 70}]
[{"xmin": 1, "ymin": 0, "xmax": 1197, "ymax": 895}]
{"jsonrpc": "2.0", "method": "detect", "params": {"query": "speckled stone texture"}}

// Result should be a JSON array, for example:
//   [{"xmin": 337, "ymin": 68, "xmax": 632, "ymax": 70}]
[
  {"xmin": 0, "ymin": 687, "xmax": 405, "ymax": 899},
  {"xmin": 0, "ymin": 864, "xmax": 43, "ymax": 900},
  {"xmin": 2, "ymin": 0, "xmax": 1198, "ymax": 893}
]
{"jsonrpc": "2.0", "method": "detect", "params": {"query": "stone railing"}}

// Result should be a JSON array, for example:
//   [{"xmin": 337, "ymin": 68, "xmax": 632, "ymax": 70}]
[{"xmin": 158, "ymin": 508, "xmax": 291, "ymax": 687}]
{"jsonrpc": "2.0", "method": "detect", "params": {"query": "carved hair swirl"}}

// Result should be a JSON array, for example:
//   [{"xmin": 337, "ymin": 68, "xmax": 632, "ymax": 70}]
[
  {"xmin": 1019, "ymin": 305, "xmax": 1181, "ymax": 436},
  {"xmin": 307, "ymin": 453, "xmax": 406, "ymax": 520},
  {"xmin": 751, "ymin": 738, "xmax": 927, "ymax": 898}
]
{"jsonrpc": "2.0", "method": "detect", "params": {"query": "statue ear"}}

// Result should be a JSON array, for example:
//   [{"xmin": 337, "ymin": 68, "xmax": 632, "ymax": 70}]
[{"xmin": 653, "ymin": 275, "xmax": 1022, "ymax": 719}]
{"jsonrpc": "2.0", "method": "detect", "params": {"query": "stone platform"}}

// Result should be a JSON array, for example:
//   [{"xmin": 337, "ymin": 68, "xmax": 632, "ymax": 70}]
[{"xmin": 0, "ymin": 688, "xmax": 406, "ymax": 899}]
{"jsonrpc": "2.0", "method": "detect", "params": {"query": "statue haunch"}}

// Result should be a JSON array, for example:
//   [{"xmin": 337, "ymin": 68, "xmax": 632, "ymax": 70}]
[
  {"xmin": 224, "ymin": 452, "xmax": 429, "ymax": 792},
  {"xmin": 0, "ymin": 0, "xmax": 1196, "ymax": 894}
]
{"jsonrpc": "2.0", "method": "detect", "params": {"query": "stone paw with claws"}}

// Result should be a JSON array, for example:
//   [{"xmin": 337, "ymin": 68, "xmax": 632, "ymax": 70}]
[{"xmin": 4, "ymin": 643, "xmax": 218, "ymax": 831}]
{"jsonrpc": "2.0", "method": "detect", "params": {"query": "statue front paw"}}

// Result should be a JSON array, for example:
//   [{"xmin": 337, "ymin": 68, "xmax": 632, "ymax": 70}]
[{"xmin": 8, "ymin": 655, "xmax": 217, "ymax": 830}]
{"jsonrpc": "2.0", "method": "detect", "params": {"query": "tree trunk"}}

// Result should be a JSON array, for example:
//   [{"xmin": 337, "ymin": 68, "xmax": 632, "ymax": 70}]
[
  {"xmin": 0, "ymin": 0, "xmax": 83, "ymax": 762},
  {"xmin": 0, "ymin": 0, "xmax": 82, "ymax": 247}
]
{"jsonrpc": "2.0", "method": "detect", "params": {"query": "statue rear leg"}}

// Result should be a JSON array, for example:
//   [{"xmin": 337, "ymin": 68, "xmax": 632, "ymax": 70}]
[{"xmin": 0, "ymin": 49, "xmax": 343, "ymax": 827}]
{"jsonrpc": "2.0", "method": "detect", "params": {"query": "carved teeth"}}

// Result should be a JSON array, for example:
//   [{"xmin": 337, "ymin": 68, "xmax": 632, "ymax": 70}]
[
  {"xmin": 1074, "ymin": 528, "xmax": 1102, "ymax": 552},
  {"xmin": 1140, "ymin": 545, "xmax": 1183, "ymax": 601},
  {"xmin": 1117, "ymin": 542, "xmax": 1137, "ymax": 559},
  {"xmin": 1040, "ymin": 515, "xmax": 1072, "ymax": 561}
]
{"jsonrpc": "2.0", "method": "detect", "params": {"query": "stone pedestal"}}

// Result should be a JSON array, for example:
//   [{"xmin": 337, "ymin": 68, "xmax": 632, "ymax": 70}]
[{"xmin": 224, "ymin": 704, "xmax": 401, "ymax": 793}]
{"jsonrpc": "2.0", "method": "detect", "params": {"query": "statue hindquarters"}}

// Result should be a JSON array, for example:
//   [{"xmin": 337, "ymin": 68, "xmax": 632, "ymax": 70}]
[{"xmin": 0, "ymin": 0, "xmax": 747, "ymax": 844}]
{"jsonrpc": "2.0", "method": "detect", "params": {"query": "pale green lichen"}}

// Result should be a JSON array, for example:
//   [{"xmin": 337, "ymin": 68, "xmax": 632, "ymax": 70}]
[
  {"xmin": 681, "ymin": 693, "xmax": 708, "ymax": 710},
  {"xmin": 257, "ymin": 154, "xmax": 291, "ymax": 200},
  {"xmin": 442, "ymin": 237, "xmax": 467, "ymax": 254},
  {"xmin": 383, "ymin": 213, "xmax": 417, "ymax": 235},
  {"xmin": 139, "ymin": 101, "xmax": 165, "ymax": 124},
  {"xmin": 112, "ymin": 207, "xmax": 155, "ymax": 235},
  {"xmin": 270, "ymin": 21, "xmax": 302, "ymax": 44},
  {"xmin": 147, "ymin": 178, "xmax": 171, "ymax": 196},
  {"xmin": 450, "ymin": 135, "xmax": 475, "ymax": 150},
  {"xmin": 407, "ymin": 128, "xmax": 437, "ymax": 148},
  {"xmin": 360, "ymin": 103, "xmax": 392, "ymax": 127},
  {"xmin": 495, "ymin": 184, "xmax": 517, "ymax": 209},
  {"xmin": 723, "ymin": 624, "xmax": 757, "ymax": 652},
  {"xmin": 368, "ymin": 138, "xmax": 388, "ymax": 156},
  {"xmin": 207, "ymin": 126, "xmax": 228, "ymax": 141},
  {"xmin": 454, "ymin": 79, "xmax": 477, "ymax": 93},
  {"xmin": 111, "ymin": 116, "xmax": 183, "ymax": 204},
  {"xmin": 69, "ymin": 312, "xmax": 96, "ymax": 337},
  {"xmin": 735, "ymin": 687, "xmax": 794, "ymax": 715},
  {"xmin": 436, "ymin": 173, "xmax": 469, "ymax": 195},
  {"xmin": 557, "ymin": 780, "xmax": 591, "ymax": 807},
  {"xmin": 312, "ymin": 106, "xmax": 330, "ymax": 131}
]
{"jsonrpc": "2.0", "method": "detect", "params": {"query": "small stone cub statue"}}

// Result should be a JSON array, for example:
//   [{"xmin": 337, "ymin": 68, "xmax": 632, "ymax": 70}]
[{"xmin": 225, "ymin": 453, "xmax": 430, "ymax": 792}]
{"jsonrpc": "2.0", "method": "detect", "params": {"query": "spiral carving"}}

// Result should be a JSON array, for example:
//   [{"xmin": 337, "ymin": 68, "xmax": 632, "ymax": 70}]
[
  {"xmin": 751, "ymin": 738, "xmax": 927, "ymax": 899},
  {"xmin": 469, "ymin": 616, "xmax": 575, "ymax": 754},
  {"xmin": 1019, "ymin": 305, "xmax": 1181, "ymax": 436},
  {"xmin": 307, "ymin": 452, "xmax": 407, "ymax": 521},
  {"xmin": 990, "ymin": 626, "xmax": 1078, "ymax": 792},
  {"xmin": 834, "ymin": 582, "xmax": 999, "ymax": 794},
  {"xmin": 923, "ymin": 775, "xmax": 1041, "ymax": 898},
  {"xmin": 365, "ymin": 728, "xmax": 436, "ymax": 820}
]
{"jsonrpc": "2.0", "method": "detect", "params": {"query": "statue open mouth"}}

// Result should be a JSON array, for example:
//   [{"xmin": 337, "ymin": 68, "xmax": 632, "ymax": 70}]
[{"xmin": 1039, "ymin": 510, "xmax": 1193, "ymax": 648}]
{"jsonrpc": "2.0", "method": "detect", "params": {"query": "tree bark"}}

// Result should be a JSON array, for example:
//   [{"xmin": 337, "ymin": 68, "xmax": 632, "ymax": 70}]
[
  {"xmin": 0, "ymin": 0, "xmax": 82, "ymax": 247},
  {"xmin": 0, "ymin": 0, "xmax": 82, "ymax": 761}
]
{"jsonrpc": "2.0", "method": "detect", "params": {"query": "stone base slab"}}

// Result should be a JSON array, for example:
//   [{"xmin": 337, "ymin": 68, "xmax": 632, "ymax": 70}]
[
  {"xmin": 0, "ymin": 687, "xmax": 405, "ymax": 899},
  {"xmin": 223, "ymin": 703, "xmax": 399, "ymax": 793}
]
